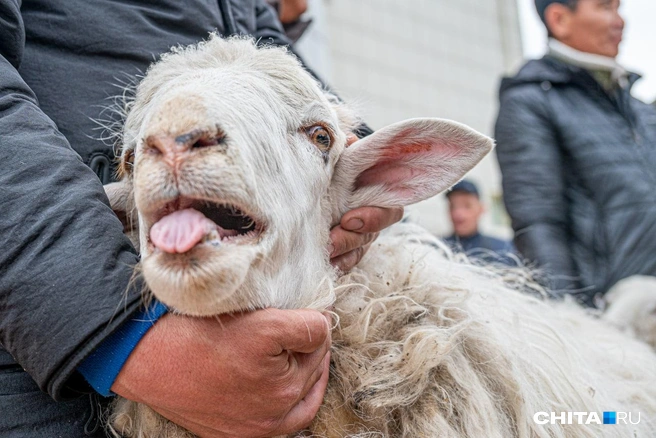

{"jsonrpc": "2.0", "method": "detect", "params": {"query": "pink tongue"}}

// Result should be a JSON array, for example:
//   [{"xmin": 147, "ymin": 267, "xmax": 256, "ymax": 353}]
[{"xmin": 150, "ymin": 208, "xmax": 216, "ymax": 253}]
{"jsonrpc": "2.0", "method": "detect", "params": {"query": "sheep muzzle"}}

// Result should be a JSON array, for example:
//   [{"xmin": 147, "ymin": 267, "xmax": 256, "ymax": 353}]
[{"xmin": 148, "ymin": 197, "xmax": 263, "ymax": 254}]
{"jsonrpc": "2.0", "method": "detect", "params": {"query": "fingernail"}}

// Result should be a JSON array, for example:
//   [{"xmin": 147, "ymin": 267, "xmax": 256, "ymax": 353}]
[
  {"xmin": 344, "ymin": 218, "xmax": 364, "ymax": 231},
  {"xmin": 327, "ymin": 243, "xmax": 335, "ymax": 256}
]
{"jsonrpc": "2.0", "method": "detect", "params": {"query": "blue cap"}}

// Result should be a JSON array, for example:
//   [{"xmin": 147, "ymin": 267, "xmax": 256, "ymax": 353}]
[
  {"xmin": 535, "ymin": 0, "xmax": 570, "ymax": 24},
  {"xmin": 447, "ymin": 179, "xmax": 479, "ymax": 198}
]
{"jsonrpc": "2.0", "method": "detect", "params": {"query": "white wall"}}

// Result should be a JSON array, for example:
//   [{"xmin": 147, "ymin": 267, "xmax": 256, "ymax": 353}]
[{"xmin": 297, "ymin": 0, "xmax": 523, "ymax": 239}]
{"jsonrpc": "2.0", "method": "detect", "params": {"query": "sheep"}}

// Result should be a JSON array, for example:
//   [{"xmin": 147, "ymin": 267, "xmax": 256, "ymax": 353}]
[
  {"xmin": 105, "ymin": 35, "xmax": 656, "ymax": 437},
  {"xmin": 603, "ymin": 275, "xmax": 656, "ymax": 350}
]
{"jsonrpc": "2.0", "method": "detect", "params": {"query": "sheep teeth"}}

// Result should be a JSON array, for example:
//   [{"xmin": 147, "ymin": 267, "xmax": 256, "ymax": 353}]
[{"xmin": 203, "ymin": 229, "xmax": 222, "ymax": 246}]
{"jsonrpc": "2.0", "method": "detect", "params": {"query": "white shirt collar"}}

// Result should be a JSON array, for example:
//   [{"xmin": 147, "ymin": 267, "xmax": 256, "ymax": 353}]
[{"xmin": 548, "ymin": 38, "xmax": 629, "ymax": 88}]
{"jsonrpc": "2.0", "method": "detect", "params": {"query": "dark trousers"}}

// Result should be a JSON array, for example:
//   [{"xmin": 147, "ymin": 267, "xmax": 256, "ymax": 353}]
[{"xmin": 0, "ymin": 366, "xmax": 109, "ymax": 438}]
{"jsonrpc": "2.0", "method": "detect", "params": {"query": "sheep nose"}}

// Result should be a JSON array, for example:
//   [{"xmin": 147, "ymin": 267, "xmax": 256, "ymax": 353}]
[
  {"xmin": 145, "ymin": 130, "xmax": 223, "ymax": 166},
  {"xmin": 145, "ymin": 134, "xmax": 183, "ymax": 156}
]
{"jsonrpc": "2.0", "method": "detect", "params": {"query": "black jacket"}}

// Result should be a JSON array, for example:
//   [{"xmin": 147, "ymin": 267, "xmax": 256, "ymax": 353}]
[
  {"xmin": 444, "ymin": 232, "xmax": 516, "ymax": 266},
  {"xmin": 495, "ymin": 55, "xmax": 656, "ymax": 305},
  {"xmin": 0, "ymin": 0, "xmax": 292, "ymax": 407}
]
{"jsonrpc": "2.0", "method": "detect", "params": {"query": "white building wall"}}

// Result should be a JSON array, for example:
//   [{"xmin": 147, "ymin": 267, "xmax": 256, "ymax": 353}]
[{"xmin": 296, "ymin": 0, "xmax": 524, "ymax": 239}]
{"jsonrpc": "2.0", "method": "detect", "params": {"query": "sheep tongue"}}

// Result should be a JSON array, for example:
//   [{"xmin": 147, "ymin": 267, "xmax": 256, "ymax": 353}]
[{"xmin": 150, "ymin": 208, "xmax": 216, "ymax": 253}]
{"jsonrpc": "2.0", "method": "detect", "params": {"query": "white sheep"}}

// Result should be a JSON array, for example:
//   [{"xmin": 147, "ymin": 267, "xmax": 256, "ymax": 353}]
[{"xmin": 106, "ymin": 35, "xmax": 656, "ymax": 437}]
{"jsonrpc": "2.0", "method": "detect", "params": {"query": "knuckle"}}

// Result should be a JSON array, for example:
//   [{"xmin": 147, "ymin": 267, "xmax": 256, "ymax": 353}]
[
  {"xmin": 346, "ymin": 232, "xmax": 363, "ymax": 251},
  {"xmin": 332, "ymin": 229, "xmax": 362, "ymax": 256},
  {"xmin": 297, "ymin": 311, "xmax": 329, "ymax": 348},
  {"xmin": 330, "ymin": 228, "xmax": 346, "ymax": 254},
  {"xmin": 290, "ymin": 310, "xmax": 315, "ymax": 333}
]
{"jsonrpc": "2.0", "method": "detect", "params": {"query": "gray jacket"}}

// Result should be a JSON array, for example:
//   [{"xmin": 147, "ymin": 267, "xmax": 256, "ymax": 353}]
[
  {"xmin": 1, "ymin": 1, "xmax": 294, "ymax": 435},
  {"xmin": 495, "ymin": 55, "xmax": 656, "ymax": 306}
]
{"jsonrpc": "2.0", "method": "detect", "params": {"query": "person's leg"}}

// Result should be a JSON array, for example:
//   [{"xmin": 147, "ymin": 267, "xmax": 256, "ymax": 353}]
[{"xmin": 0, "ymin": 365, "xmax": 109, "ymax": 437}]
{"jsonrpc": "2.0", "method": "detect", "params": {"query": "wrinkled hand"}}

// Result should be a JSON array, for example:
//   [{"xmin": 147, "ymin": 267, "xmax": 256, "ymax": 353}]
[
  {"xmin": 329, "ymin": 207, "xmax": 404, "ymax": 272},
  {"xmin": 329, "ymin": 134, "xmax": 404, "ymax": 272},
  {"xmin": 112, "ymin": 309, "xmax": 331, "ymax": 438}
]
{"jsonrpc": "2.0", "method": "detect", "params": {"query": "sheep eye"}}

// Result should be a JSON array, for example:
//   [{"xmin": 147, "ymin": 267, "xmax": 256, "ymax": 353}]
[
  {"xmin": 120, "ymin": 149, "xmax": 135, "ymax": 176},
  {"xmin": 305, "ymin": 125, "xmax": 332, "ymax": 152}
]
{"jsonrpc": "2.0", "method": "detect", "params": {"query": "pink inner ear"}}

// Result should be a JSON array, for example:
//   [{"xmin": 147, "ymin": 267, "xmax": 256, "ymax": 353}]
[
  {"xmin": 379, "ymin": 129, "xmax": 433, "ymax": 157},
  {"xmin": 342, "ymin": 118, "xmax": 492, "ymax": 209},
  {"xmin": 355, "ymin": 128, "xmax": 460, "ymax": 189},
  {"xmin": 355, "ymin": 158, "xmax": 426, "ymax": 187}
]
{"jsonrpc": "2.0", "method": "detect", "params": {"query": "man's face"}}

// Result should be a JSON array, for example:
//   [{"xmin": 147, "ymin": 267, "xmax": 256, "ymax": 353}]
[
  {"xmin": 448, "ymin": 192, "xmax": 483, "ymax": 238},
  {"xmin": 553, "ymin": 0, "xmax": 624, "ymax": 58}
]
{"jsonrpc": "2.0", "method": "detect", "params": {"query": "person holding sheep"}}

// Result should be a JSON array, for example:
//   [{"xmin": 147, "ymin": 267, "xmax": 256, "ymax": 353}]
[
  {"xmin": 495, "ymin": 0, "xmax": 656, "ymax": 306},
  {"xmin": 0, "ymin": 1, "xmax": 401, "ymax": 437}
]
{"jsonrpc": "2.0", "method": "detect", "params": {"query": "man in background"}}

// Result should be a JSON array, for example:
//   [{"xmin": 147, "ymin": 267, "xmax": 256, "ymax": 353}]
[
  {"xmin": 444, "ymin": 180, "xmax": 515, "ymax": 265},
  {"xmin": 495, "ymin": 0, "xmax": 656, "ymax": 306}
]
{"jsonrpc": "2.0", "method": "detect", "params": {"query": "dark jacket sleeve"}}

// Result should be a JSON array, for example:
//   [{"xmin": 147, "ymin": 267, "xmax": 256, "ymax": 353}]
[
  {"xmin": 253, "ymin": 0, "xmax": 293, "ymax": 46},
  {"xmin": 0, "ymin": 0, "xmax": 143, "ymax": 401},
  {"xmin": 251, "ymin": 0, "xmax": 372, "ymax": 138},
  {"xmin": 494, "ymin": 85, "xmax": 579, "ymax": 295}
]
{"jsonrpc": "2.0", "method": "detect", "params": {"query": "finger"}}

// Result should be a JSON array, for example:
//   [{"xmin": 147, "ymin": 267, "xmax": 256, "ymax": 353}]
[
  {"xmin": 270, "ymin": 309, "xmax": 331, "ymax": 354},
  {"xmin": 294, "ymin": 349, "xmax": 330, "ymax": 404},
  {"xmin": 274, "ymin": 352, "xmax": 331, "ymax": 435},
  {"xmin": 331, "ymin": 246, "xmax": 364, "ymax": 273},
  {"xmin": 340, "ymin": 206, "xmax": 404, "ymax": 233},
  {"xmin": 329, "ymin": 226, "xmax": 377, "ymax": 258},
  {"xmin": 295, "ymin": 341, "xmax": 331, "ymax": 378},
  {"xmin": 345, "ymin": 133, "xmax": 358, "ymax": 147}
]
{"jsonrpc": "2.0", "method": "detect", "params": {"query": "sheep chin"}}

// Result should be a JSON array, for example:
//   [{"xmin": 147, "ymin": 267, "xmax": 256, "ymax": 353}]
[{"xmin": 141, "ymin": 242, "xmax": 260, "ymax": 316}]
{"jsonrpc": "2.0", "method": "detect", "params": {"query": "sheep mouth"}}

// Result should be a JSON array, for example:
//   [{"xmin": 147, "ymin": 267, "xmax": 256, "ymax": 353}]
[
  {"xmin": 147, "ymin": 197, "xmax": 264, "ymax": 254},
  {"xmin": 197, "ymin": 201, "xmax": 258, "ymax": 234}
]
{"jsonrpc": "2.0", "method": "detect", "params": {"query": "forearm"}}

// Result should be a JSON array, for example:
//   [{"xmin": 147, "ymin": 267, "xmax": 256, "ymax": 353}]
[{"xmin": 0, "ymin": 54, "xmax": 144, "ymax": 400}]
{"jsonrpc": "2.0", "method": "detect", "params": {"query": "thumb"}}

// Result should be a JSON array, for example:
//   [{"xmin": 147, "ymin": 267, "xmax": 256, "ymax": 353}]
[{"xmin": 269, "ymin": 309, "xmax": 331, "ymax": 354}]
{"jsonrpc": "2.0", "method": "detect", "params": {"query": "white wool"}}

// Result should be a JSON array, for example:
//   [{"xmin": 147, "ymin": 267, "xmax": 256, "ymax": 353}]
[
  {"xmin": 104, "ymin": 35, "xmax": 656, "ymax": 438},
  {"xmin": 312, "ymin": 224, "xmax": 656, "ymax": 437}
]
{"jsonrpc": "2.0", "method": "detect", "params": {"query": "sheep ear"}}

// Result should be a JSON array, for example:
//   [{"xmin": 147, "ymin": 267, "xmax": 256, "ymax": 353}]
[
  {"xmin": 118, "ymin": 148, "xmax": 135, "ymax": 179},
  {"xmin": 334, "ymin": 118, "xmax": 493, "ymax": 209},
  {"xmin": 104, "ymin": 180, "xmax": 139, "ymax": 248},
  {"xmin": 104, "ymin": 180, "xmax": 133, "ymax": 216}
]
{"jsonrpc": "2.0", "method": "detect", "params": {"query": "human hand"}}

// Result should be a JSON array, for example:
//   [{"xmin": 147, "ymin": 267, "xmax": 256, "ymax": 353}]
[
  {"xmin": 329, "ymin": 134, "xmax": 404, "ymax": 272},
  {"xmin": 112, "ymin": 308, "xmax": 331, "ymax": 438},
  {"xmin": 278, "ymin": 0, "xmax": 308, "ymax": 24}
]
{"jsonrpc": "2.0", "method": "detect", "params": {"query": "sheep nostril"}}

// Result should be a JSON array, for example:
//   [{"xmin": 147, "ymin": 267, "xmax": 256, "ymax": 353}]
[
  {"xmin": 192, "ymin": 137, "xmax": 221, "ymax": 148},
  {"xmin": 144, "ymin": 131, "xmax": 225, "ymax": 156},
  {"xmin": 144, "ymin": 135, "xmax": 170, "ymax": 155}
]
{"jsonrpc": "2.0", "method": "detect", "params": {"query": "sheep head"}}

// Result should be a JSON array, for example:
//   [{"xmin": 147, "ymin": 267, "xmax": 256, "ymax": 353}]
[{"xmin": 112, "ymin": 35, "xmax": 493, "ymax": 316}]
